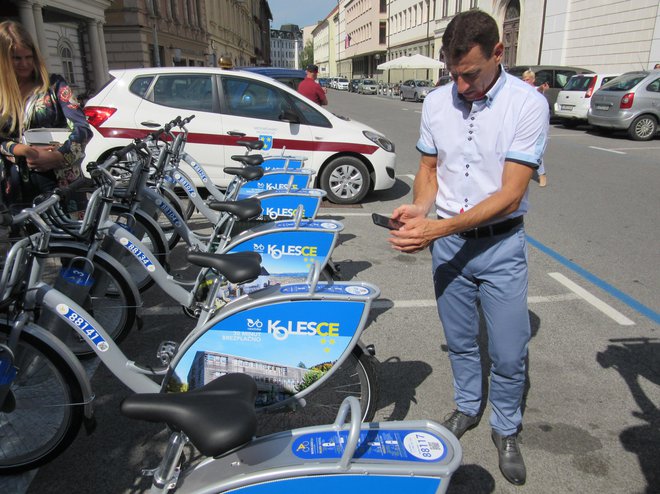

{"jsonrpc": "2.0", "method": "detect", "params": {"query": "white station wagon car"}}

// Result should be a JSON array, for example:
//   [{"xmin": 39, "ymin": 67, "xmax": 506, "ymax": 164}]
[{"xmin": 83, "ymin": 67, "xmax": 396, "ymax": 203}]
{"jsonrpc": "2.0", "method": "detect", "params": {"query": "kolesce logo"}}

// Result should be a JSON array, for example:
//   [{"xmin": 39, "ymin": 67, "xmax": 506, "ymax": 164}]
[
  {"xmin": 268, "ymin": 319, "xmax": 339, "ymax": 341},
  {"xmin": 246, "ymin": 318, "xmax": 263, "ymax": 331},
  {"xmin": 267, "ymin": 244, "xmax": 317, "ymax": 260},
  {"xmin": 264, "ymin": 206, "xmax": 304, "ymax": 219}
]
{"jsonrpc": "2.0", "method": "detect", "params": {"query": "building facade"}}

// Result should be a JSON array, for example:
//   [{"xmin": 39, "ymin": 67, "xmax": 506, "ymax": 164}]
[
  {"xmin": 270, "ymin": 25, "xmax": 303, "ymax": 69},
  {"xmin": 344, "ymin": 0, "xmax": 389, "ymax": 78},
  {"xmin": 311, "ymin": 0, "xmax": 659, "ymax": 84},
  {"xmin": 0, "ymin": 0, "xmax": 271, "ymax": 99},
  {"xmin": 2, "ymin": 0, "xmax": 112, "ymax": 100}
]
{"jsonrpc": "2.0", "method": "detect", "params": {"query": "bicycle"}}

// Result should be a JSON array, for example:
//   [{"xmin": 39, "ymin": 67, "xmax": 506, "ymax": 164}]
[
  {"xmin": 0, "ymin": 200, "xmax": 380, "ymax": 473},
  {"xmin": 121, "ymin": 378, "xmax": 462, "ymax": 494}
]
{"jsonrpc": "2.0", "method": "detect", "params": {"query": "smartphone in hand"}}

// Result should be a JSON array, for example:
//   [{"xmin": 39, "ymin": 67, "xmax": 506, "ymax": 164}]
[{"xmin": 372, "ymin": 213, "xmax": 404, "ymax": 230}]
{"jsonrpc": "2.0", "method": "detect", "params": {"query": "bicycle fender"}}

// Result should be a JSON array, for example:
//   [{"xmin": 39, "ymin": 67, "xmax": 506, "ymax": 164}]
[{"xmin": 21, "ymin": 322, "xmax": 95, "ymax": 420}]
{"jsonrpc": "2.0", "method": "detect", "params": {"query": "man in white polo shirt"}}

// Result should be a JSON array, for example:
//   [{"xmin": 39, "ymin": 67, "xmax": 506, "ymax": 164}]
[{"xmin": 388, "ymin": 10, "xmax": 548, "ymax": 486}]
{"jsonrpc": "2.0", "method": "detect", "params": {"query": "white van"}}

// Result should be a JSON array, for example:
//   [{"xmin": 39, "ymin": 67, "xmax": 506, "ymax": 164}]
[{"xmin": 83, "ymin": 67, "xmax": 396, "ymax": 204}]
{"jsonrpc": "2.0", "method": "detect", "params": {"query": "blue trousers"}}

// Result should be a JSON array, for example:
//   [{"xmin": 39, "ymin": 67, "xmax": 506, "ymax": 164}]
[{"xmin": 431, "ymin": 226, "xmax": 531, "ymax": 435}]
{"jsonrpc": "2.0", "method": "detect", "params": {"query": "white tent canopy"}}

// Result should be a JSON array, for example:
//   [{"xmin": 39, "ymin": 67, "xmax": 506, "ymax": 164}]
[{"xmin": 377, "ymin": 54, "xmax": 445, "ymax": 70}]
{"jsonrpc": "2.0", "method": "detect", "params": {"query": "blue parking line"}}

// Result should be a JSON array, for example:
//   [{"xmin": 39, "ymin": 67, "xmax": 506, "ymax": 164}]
[{"xmin": 526, "ymin": 235, "xmax": 660, "ymax": 324}]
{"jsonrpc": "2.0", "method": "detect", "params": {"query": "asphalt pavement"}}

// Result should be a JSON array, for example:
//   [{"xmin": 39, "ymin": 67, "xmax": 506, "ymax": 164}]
[{"xmin": 2, "ymin": 88, "xmax": 659, "ymax": 494}]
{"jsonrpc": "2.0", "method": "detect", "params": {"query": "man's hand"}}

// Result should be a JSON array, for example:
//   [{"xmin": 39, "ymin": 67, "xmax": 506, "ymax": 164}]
[{"xmin": 388, "ymin": 204, "xmax": 438, "ymax": 254}]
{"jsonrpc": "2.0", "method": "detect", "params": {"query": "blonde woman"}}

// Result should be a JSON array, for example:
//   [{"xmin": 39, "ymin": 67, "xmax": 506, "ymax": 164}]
[
  {"xmin": 0, "ymin": 20, "xmax": 92, "ymax": 210},
  {"xmin": 521, "ymin": 69, "xmax": 548, "ymax": 186}
]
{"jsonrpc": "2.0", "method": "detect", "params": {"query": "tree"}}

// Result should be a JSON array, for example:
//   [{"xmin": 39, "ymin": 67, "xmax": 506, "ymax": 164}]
[{"xmin": 300, "ymin": 39, "xmax": 314, "ymax": 69}]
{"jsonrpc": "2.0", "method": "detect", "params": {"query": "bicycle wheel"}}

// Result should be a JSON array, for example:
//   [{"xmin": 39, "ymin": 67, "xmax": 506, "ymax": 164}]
[
  {"xmin": 41, "ymin": 245, "xmax": 139, "ymax": 357},
  {"xmin": 0, "ymin": 325, "xmax": 84, "ymax": 474},
  {"xmin": 108, "ymin": 206, "xmax": 168, "ymax": 293},
  {"xmin": 255, "ymin": 347, "xmax": 378, "ymax": 436}
]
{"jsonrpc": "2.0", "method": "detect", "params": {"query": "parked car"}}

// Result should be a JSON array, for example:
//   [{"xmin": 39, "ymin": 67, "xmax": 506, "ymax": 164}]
[
  {"xmin": 318, "ymin": 77, "xmax": 329, "ymax": 88},
  {"xmin": 83, "ymin": 67, "xmax": 396, "ymax": 203},
  {"xmin": 399, "ymin": 80, "xmax": 434, "ymax": 101},
  {"xmin": 348, "ymin": 79, "xmax": 360, "ymax": 92},
  {"xmin": 336, "ymin": 78, "xmax": 349, "ymax": 91},
  {"xmin": 436, "ymin": 75, "xmax": 453, "ymax": 87},
  {"xmin": 235, "ymin": 67, "xmax": 306, "ymax": 91},
  {"xmin": 507, "ymin": 65, "xmax": 594, "ymax": 117},
  {"xmin": 329, "ymin": 77, "xmax": 339, "ymax": 89},
  {"xmin": 358, "ymin": 78, "xmax": 378, "ymax": 95},
  {"xmin": 588, "ymin": 70, "xmax": 660, "ymax": 141},
  {"xmin": 554, "ymin": 73, "xmax": 620, "ymax": 126}
]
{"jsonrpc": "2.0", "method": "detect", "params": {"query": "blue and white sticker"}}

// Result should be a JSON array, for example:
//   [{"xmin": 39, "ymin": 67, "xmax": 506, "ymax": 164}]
[
  {"xmin": 190, "ymin": 161, "xmax": 209, "ymax": 183},
  {"xmin": 120, "ymin": 238, "xmax": 156, "ymax": 272},
  {"xmin": 174, "ymin": 173, "xmax": 197, "ymax": 198},
  {"xmin": 403, "ymin": 432, "xmax": 446, "ymax": 461},
  {"xmin": 259, "ymin": 135, "xmax": 274, "ymax": 151},
  {"xmin": 56, "ymin": 304, "xmax": 109, "ymax": 352}
]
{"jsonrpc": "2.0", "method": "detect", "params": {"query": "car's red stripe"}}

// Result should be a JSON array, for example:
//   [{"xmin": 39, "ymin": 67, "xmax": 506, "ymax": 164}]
[{"xmin": 97, "ymin": 127, "xmax": 379, "ymax": 155}]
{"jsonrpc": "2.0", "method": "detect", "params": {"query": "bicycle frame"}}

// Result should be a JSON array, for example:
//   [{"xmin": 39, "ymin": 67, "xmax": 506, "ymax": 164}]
[{"xmin": 131, "ymin": 396, "xmax": 462, "ymax": 494}]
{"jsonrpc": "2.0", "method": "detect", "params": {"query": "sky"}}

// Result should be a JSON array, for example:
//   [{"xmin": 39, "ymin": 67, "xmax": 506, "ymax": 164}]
[{"xmin": 268, "ymin": 0, "xmax": 338, "ymax": 30}]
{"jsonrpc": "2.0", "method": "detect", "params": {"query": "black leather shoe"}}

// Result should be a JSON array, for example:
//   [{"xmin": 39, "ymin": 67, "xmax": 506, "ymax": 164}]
[
  {"xmin": 491, "ymin": 431, "xmax": 526, "ymax": 486},
  {"xmin": 442, "ymin": 410, "xmax": 479, "ymax": 439}
]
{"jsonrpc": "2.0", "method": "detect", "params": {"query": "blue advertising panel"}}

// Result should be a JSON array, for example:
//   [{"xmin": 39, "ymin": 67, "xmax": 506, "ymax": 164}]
[
  {"xmin": 166, "ymin": 300, "xmax": 366, "ymax": 406},
  {"xmin": 227, "ymin": 230, "xmax": 335, "ymax": 278},
  {"xmin": 258, "ymin": 194, "xmax": 322, "ymax": 220},
  {"xmin": 223, "ymin": 475, "xmax": 442, "ymax": 494},
  {"xmin": 292, "ymin": 429, "xmax": 448, "ymax": 463},
  {"xmin": 261, "ymin": 157, "xmax": 304, "ymax": 171},
  {"xmin": 237, "ymin": 173, "xmax": 311, "ymax": 200}
]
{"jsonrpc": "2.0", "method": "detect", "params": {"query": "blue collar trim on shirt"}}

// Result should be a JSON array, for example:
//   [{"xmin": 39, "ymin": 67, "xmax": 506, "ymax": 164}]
[{"xmin": 483, "ymin": 65, "xmax": 507, "ymax": 107}]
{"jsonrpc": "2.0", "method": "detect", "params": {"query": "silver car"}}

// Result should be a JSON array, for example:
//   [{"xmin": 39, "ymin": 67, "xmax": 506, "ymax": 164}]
[
  {"xmin": 588, "ymin": 70, "xmax": 660, "ymax": 141},
  {"xmin": 358, "ymin": 78, "xmax": 378, "ymax": 95},
  {"xmin": 399, "ymin": 80, "xmax": 433, "ymax": 102}
]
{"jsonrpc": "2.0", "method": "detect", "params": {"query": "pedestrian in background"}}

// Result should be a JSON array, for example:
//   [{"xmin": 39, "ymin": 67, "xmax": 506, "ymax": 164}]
[
  {"xmin": 297, "ymin": 64, "xmax": 328, "ymax": 106},
  {"xmin": 388, "ymin": 10, "xmax": 549, "ymax": 486},
  {"xmin": 0, "ymin": 20, "xmax": 92, "ymax": 213},
  {"xmin": 522, "ymin": 69, "xmax": 548, "ymax": 186}
]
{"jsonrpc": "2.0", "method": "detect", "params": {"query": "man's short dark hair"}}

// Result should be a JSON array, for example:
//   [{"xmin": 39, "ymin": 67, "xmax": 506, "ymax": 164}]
[
  {"xmin": 442, "ymin": 10, "xmax": 500, "ymax": 64},
  {"xmin": 306, "ymin": 64, "xmax": 319, "ymax": 73}
]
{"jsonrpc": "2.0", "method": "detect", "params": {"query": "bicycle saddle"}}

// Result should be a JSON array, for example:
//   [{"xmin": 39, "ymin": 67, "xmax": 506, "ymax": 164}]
[
  {"xmin": 207, "ymin": 197, "xmax": 262, "ymax": 220},
  {"xmin": 120, "ymin": 373, "xmax": 257, "ymax": 457},
  {"xmin": 224, "ymin": 164, "xmax": 265, "ymax": 181},
  {"xmin": 230, "ymin": 154, "xmax": 265, "ymax": 166},
  {"xmin": 236, "ymin": 139, "xmax": 265, "ymax": 151},
  {"xmin": 186, "ymin": 251, "xmax": 262, "ymax": 284}
]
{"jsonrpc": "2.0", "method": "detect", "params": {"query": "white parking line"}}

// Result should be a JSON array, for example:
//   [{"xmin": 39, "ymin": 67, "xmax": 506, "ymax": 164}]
[
  {"xmin": 609, "ymin": 146, "xmax": 660, "ymax": 151},
  {"xmin": 548, "ymin": 272, "xmax": 635, "ymax": 325},
  {"xmin": 589, "ymin": 146, "xmax": 627, "ymax": 155},
  {"xmin": 143, "ymin": 292, "xmax": 580, "ymax": 316}
]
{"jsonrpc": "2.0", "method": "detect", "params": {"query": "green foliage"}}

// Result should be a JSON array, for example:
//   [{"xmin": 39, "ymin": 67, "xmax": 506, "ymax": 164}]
[
  {"xmin": 295, "ymin": 368, "xmax": 324, "ymax": 392},
  {"xmin": 301, "ymin": 39, "xmax": 314, "ymax": 69}
]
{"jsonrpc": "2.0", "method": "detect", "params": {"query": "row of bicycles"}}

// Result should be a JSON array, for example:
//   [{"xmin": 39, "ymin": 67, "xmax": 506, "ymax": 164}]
[{"xmin": 0, "ymin": 116, "xmax": 461, "ymax": 493}]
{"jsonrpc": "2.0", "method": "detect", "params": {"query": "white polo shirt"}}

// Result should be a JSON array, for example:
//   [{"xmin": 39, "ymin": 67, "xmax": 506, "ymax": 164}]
[{"xmin": 416, "ymin": 68, "xmax": 549, "ymax": 220}]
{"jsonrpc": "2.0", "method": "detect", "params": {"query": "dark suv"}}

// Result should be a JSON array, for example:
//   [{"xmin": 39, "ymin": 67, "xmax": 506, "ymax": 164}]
[
  {"xmin": 235, "ymin": 67, "xmax": 306, "ymax": 90},
  {"xmin": 507, "ymin": 65, "xmax": 594, "ymax": 117}
]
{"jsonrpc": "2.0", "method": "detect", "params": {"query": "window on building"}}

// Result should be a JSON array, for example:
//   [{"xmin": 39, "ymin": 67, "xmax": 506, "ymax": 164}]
[
  {"xmin": 455, "ymin": 0, "xmax": 463, "ymax": 14},
  {"xmin": 380, "ymin": 0, "xmax": 387, "ymax": 13},
  {"xmin": 379, "ymin": 21, "xmax": 386, "ymax": 44},
  {"xmin": 58, "ymin": 42, "xmax": 75, "ymax": 85},
  {"xmin": 442, "ymin": 0, "xmax": 449, "ymax": 17},
  {"xmin": 470, "ymin": 0, "xmax": 478, "ymax": 8}
]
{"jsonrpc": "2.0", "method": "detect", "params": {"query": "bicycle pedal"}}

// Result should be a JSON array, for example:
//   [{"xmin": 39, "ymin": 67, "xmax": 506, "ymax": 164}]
[{"xmin": 156, "ymin": 341, "xmax": 179, "ymax": 366}]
